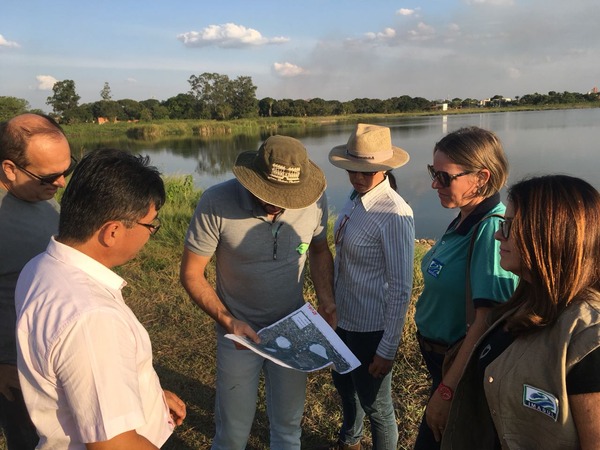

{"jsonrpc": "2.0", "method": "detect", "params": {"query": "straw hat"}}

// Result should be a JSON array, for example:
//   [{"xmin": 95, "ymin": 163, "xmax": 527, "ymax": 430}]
[
  {"xmin": 329, "ymin": 123, "xmax": 410, "ymax": 171},
  {"xmin": 232, "ymin": 135, "xmax": 326, "ymax": 209}
]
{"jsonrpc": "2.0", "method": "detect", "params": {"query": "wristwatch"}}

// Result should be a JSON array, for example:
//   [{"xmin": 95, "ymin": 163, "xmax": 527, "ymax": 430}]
[{"xmin": 437, "ymin": 382, "xmax": 454, "ymax": 401}]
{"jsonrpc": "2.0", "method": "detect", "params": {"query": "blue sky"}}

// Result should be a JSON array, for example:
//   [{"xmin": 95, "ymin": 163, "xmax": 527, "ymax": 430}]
[{"xmin": 1, "ymin": 0, "xmax": 598, "ymax": 112}]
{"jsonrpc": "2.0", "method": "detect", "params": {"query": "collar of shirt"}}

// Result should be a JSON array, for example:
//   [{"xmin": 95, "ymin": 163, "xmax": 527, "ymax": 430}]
[
  {"xmin": 47, "ymin": 236, "xmax": 127, "ymax": 291},
  {"xmin": 448, "ymin": 192, "xmax": 502, "ymax": 236},
  {"xmin": 359, "ymin": 177, "xmax": 392, "ymax": 212}
]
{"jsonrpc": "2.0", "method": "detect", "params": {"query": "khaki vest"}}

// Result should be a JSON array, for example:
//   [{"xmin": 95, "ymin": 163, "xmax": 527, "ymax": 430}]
[{"xmin": 443, "ymin": 293, "xmax": 600, "ymax": 450}]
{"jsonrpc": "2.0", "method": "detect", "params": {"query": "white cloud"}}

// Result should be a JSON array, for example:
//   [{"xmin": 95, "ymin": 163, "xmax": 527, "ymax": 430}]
[
  {"xmin": 272, "ymin": 62, "xmax": 307, "ymax": 78},
  {"xmin": 126, "ymin": 77, "xmax": 138, "ymax": 83},
  {"xmin": 177, "ymin": 23, "xmax": 289, "ymax": 48},
  {"xmin": 365, "ymin": 27, "xmax": 396, "ymax": 41},
  {"xmin": 396, "ymin": 8, "xmax": 416, "ymax": 16},
  {"xmin": 0, "ymin": 34, "xmax": 20, "ymax": 48},
  {"xmin": 35, "ymin": 75, "xmax": 58, "ymax": 90},
  {"xmin": 408, "ymin": 22, "xmax": 436, "ymax": 40}
]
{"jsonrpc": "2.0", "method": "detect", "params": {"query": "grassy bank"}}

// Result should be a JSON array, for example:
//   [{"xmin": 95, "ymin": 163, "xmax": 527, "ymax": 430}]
[
  {"xmin": 63, "ymin": 103, "xmax": 599, "ymax": 142},
  {"xmin": 112, "ymin": 176, "xmax": 431, "ymax": 450}
]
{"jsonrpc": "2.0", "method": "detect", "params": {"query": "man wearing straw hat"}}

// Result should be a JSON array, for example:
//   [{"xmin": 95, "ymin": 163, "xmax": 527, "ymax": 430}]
[
  {"xmin": 180, "ymin": 135, "xmax": 336, "ymax": 450},
  {"xmin": 328, "ymin": 123, "xmax": 415, "ymax": 450}
]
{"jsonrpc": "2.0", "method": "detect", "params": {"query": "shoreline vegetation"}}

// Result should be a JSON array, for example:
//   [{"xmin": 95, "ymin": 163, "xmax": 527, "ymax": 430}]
[
  {"xmin": 63, "ymin": 104, "xmax": 599, "ymax": 143},
  {"xmin": 117, "ymin": 176, "xmax": 430, "ymax": 449}
]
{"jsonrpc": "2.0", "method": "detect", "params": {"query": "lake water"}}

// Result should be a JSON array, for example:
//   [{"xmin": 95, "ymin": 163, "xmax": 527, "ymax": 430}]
[{"xmin": 78, "ymin": 108, "xmax": 600, "ymax": 239}]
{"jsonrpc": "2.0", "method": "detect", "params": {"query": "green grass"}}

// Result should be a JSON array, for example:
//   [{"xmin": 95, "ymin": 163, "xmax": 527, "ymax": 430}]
[{"xmin": 113, "ymin": 176, "xmax": 432, "ymax": 450}]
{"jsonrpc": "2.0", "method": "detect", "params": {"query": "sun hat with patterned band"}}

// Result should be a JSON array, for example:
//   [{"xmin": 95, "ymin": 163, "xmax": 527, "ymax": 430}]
[
  {"xmin": 232, "ymin": 135, "xmax": 327, "ymax": 209},
  {"xmin": 329, "ymin": 123, "xmax": 410, "ymax": 172}
]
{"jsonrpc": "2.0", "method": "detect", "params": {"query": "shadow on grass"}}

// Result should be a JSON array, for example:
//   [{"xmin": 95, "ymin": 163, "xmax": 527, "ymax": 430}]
[{"xmin": 154, "ymin": 363, "xmax": 276, "ymax": 450}]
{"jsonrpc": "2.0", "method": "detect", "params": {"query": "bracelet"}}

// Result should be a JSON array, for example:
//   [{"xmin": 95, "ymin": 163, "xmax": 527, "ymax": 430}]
[{"xmin": 437, "ymin": 382, "xmax": 454, "ymax": 401}]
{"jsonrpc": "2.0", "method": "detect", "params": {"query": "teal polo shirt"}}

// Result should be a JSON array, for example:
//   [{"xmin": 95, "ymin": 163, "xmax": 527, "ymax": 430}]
[{"xmin": 415, "ymin": 194, "xmax": 519, "ymax": 345}]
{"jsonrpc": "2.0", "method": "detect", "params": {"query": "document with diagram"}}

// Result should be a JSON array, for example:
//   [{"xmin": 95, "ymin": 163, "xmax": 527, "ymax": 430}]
[{"xmin": 225, "ymin": 302, "xmax": 360, "ymax": 374}]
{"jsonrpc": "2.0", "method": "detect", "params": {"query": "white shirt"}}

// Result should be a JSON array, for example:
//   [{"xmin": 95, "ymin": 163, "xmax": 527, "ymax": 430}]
[{"xmin": 15, "ymin": 237, "xmax": 173, "ymax": 449}]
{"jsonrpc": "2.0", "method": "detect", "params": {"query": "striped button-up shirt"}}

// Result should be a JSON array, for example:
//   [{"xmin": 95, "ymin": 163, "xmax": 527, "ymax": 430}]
[{"xmin": 333, "ymin": 177, "xmax": 415, "ymax": 359}]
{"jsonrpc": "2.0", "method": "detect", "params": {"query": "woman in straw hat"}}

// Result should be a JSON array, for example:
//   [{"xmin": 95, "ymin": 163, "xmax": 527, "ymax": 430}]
[
  {"xmin": 413, "ymin": 126, "xmax": 518, "ymax": 449},
  {"xmin": 328, "ymin": 123, "xmax": 415, "ymax": 450}
]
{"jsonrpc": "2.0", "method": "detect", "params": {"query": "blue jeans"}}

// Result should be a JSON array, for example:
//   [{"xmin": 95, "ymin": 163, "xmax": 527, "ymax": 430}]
[
  {"xmin": 413, "ymin": 333, "xmax": 445, "ymax": 450},
  {"xmin": 331, "ymin": 329, "xmax": 398, "ymax": 450},
  {"xmin": 211, "ymin": 330, "xmax": 307, "ymax": 450},
  {"xmin": 0, "ymin": 385, "xmax": 39, "ymax": 450}
]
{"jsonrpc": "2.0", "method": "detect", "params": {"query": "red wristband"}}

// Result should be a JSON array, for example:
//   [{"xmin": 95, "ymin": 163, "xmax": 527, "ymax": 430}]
[{"xmin": 437, "ymin": 382, "xmax": 454, "ymax": 401}]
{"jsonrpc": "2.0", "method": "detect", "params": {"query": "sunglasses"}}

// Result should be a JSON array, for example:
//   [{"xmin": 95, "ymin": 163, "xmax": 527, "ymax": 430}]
[
  {"xmin": 427, "ymin": 164, "xmax": 472, "ymax": 188},
  {"xmin": 499, "ymin": 218, "xmax": 513, "ymax": 239},
  {"xmin": 137, "ymin": 216, "xmax": 161, "ymax": 236},
  {"xmin": 334, "ymin": 214, "xmax": 350, "ymax": 244},
  {"xmin": 346, "ymin": 170, "xmax": 378, "ymax": 176},
  {"xmin": 13, "ymin": 156, "xmax": 78, "ymax": 185}
]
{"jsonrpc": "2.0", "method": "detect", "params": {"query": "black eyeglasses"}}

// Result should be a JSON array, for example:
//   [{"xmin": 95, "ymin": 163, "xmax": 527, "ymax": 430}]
[
  {"xmin": 427, "ymin": 164, "xmax": 472, "ymax": 188},
  {"xmin": 137, "ymin": 217, "xmax": 161, "ymax": 236},
  {"xmin": 499, "ymin": 218, "xmax": 512, "ymax": 239},
  {"xmin": 346, "ymin": 170, "xmax": 378, "ymax": 177},
  {"xmin": 12, "ymin": 156, "xmax": 78, "ymax": 185}
]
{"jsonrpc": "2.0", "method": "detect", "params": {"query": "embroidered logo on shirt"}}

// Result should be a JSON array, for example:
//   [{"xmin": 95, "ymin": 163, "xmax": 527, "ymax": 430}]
[
  {"xmin": 426, "ymin": 258, "xmax": 444, "ymax": 278},
  {"xmin": 522, "ymin": 384, "xmax": 559, "ymax": 421},
  {"xmin": 296, "ymin": 243, "xmax": 309, "ymax": 255}
]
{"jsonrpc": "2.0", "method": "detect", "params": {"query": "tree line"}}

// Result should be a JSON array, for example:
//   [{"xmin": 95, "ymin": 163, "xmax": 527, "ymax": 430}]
[{"xmin": 1, "ymin": 72, "xmax": 599, "ymax": 123}]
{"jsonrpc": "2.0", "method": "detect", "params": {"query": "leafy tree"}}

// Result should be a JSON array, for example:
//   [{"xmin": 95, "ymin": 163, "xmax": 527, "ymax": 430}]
[
  {"xmin": 230, "ymin": 76, "xmax": 258, "ymax": 118},
  {"xmin": 139, "ymin": 99, "xmax": 169, "ymax": 120},
  {"xmin": 289, "ymin": 99, "xmax": 308, "ymax": 116},
  {"xmin": 91, "ymin": 100, "xmax": 122, "ymax": 122},
  {"xmin": 46, "ymin": 80, "xmax": 80, "ymax": 123},
  {"xmin": 0, "ymin": 96, "xmax": 30, "ymax": 121},
  {"xmin": 306, "ymin": 98, "xmax": 334, "ymax": 116},
  {"xmin": 258, "ymin": 97, "xmax": 275, "ymax": 117},
  {"xmin": 188, "ymin": 72, "xmax": 232, "ymax": 120},
  {"xmin": 71, "ymin": 103, "xmax": 94, "ymax": 123},
  {"xmin": 450, "ymin": 97, "xmax": 463, "ymax": 109},
  {"xmin": 100, "ymin": 82, "xmax": 112, "ymax": 101},
  {"xmin": 271, "ymin": 99, "xmax": 291, "ymax": 117},
  {"xmin": 118, "ymin": 99, "xmax": 143, "ymax": 120},
  {"xmin": 461, "ymin": 98, "xmax": 479, "ymax": 108},
  {"xmin": 187, "ymin": 72, "xmax": 258, "ymax": 120},
  {"xmin": 339, "ymin": 101, "xmax": 356, "ymax": 115},
  {"xmin": 163, "ymin": 93, "xmax": 201, "ymax": 119},
  {"xmin": 412, "ymin": 97, "xmax": 433, "ymax": 110}
]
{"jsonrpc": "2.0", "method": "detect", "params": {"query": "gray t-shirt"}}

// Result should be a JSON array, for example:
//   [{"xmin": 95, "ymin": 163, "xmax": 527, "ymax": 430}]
[
  {"xmin": 0, "ymin": 190, "xmax": 59, "ymax": 364},
  {"xmin": 185, "ymin": 179, "xmax": 328, "ymax": 330}
]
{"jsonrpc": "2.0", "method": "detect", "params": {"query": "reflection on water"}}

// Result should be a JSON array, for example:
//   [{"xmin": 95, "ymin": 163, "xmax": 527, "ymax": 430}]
[{"xmin": 76, "ymin": 108, "xmax": 600, "ymax": 239}]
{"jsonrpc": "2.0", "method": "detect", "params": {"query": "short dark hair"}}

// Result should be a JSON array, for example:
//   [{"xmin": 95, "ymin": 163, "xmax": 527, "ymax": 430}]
[
  {"xmin": 58, "ymin": 148, "xmax": 166, "ymax": 243},
  {"xmin": 0, "ymin": 113, "xmax": 66, "ymax": 166}
]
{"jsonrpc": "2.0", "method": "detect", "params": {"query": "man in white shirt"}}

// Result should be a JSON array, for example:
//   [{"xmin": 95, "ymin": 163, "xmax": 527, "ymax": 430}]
[{"xmin": 15, "ymin": 148, "xmax": 186, "ymax": 449}]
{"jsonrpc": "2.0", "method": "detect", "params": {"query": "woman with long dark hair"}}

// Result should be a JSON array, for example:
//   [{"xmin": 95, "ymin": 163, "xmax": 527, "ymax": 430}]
[{"xmin": 443, "ymin": 175, "xmax": 600, "ymax": 449}]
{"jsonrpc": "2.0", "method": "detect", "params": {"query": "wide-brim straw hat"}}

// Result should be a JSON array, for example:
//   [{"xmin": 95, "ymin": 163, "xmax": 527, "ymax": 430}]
[
  {"xmin": 232, "ymin": 135, "xmax": 326, "ymax": 209},
  {"xmin": 329, "ymin": 123, "xmax": 410, "ymax": 171}
]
